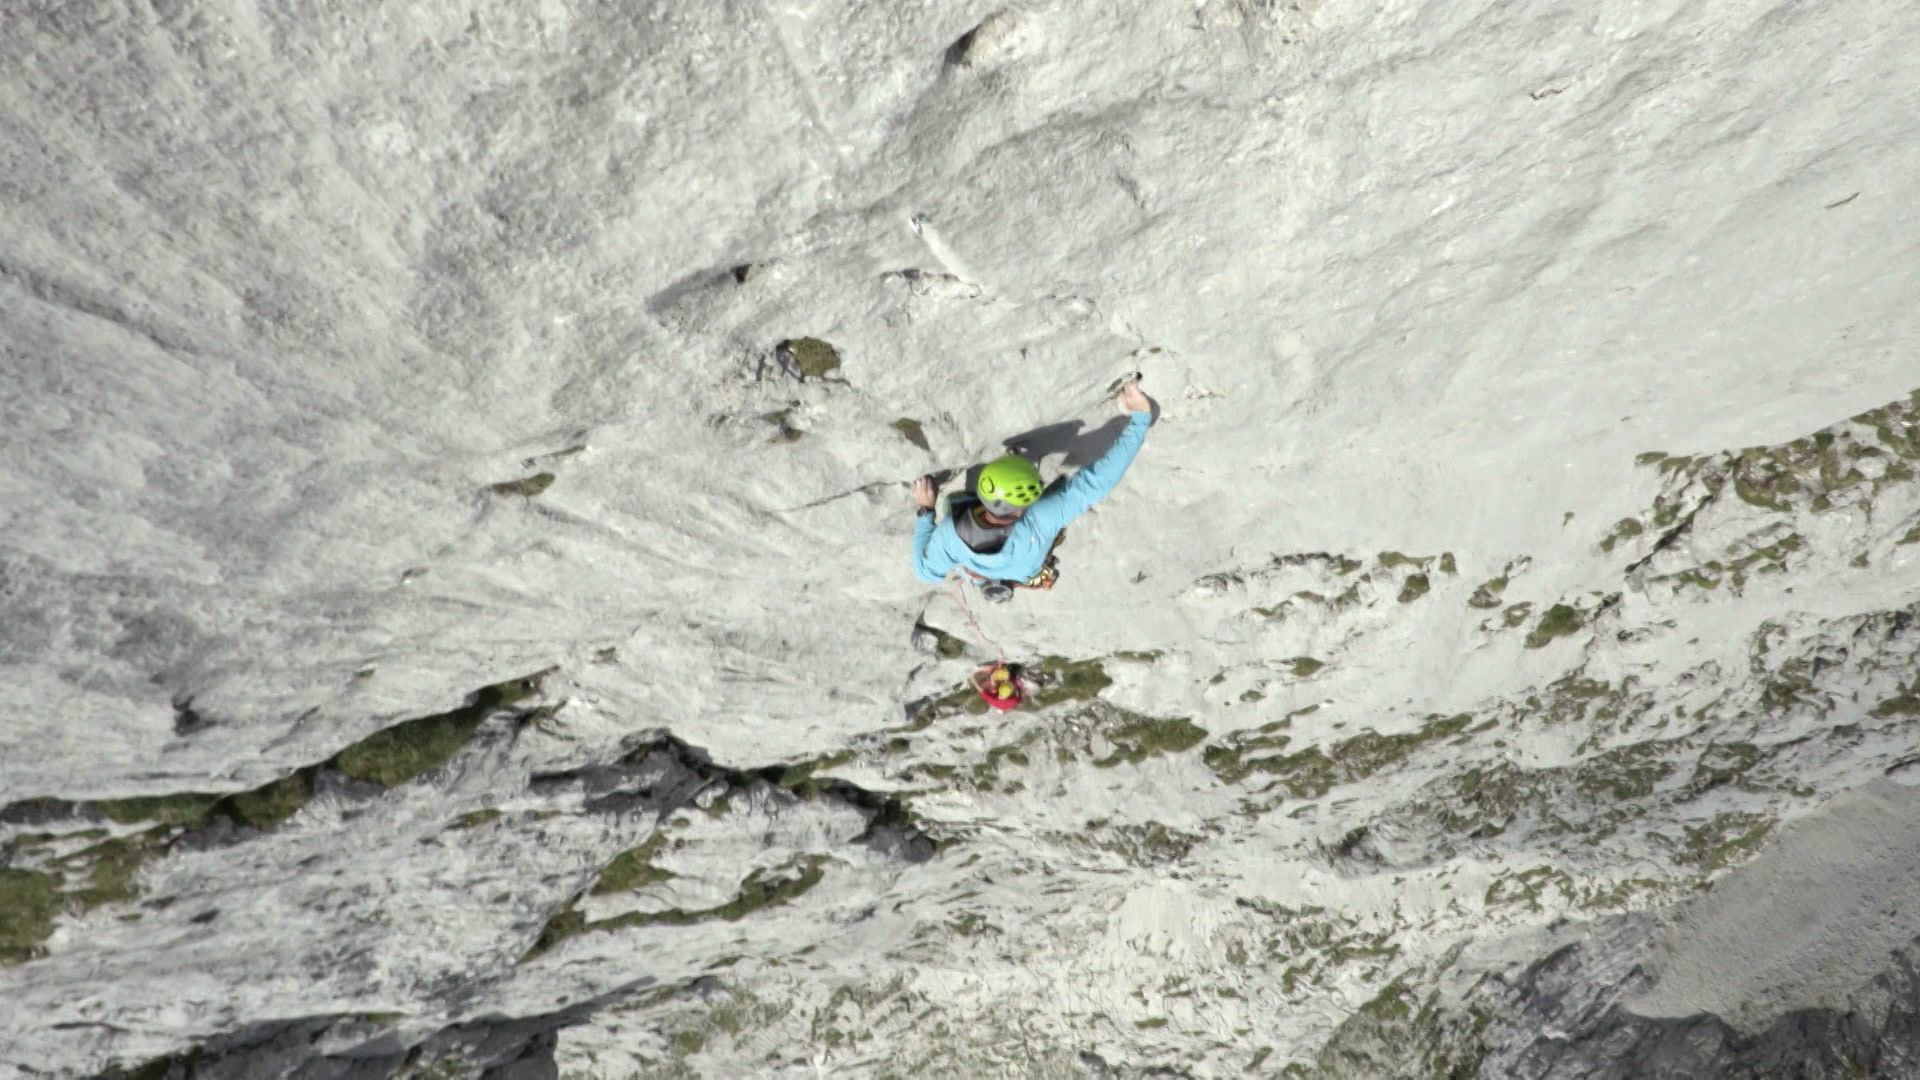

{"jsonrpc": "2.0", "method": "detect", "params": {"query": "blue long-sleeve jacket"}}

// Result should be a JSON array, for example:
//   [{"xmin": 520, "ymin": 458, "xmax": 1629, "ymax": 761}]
[{"xmin": 912, "ymin": 412, "xmax": 1153, "ymax": 584}]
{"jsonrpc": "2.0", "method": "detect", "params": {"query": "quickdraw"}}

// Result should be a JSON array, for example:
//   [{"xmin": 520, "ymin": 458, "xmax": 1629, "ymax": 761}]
[
  {"xmin": 963, "ymin": 555, "xmax": 1059, "ymax": 596},
  {"xmin": 1021, "ymin": 557, "xmax": 1060, "ymax": 590}
]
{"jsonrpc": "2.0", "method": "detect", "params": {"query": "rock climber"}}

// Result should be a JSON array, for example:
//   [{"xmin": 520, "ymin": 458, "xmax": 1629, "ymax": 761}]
[{"xmin": 910, "ymin": 379, "xmax": 1156, "ymax": 601}]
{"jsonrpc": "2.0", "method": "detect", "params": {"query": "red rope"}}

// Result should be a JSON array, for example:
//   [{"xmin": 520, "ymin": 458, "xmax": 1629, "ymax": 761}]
[{"xmin": 947, "ymin": 577, "xmax": 1008, "ymax": 663}]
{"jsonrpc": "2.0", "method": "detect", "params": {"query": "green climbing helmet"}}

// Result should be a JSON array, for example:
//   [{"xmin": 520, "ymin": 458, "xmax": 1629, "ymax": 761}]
[{"xmin": 977, "ymin": 454, "xmax": 1043, "ymax": 509}]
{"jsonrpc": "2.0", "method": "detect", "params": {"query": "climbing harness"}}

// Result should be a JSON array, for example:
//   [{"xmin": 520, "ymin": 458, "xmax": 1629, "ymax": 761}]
[
  {"xmin": 961, "ymin": 560, "xmax": 1056, "ymax": 600},
  {"xmin": 958, "ymin": 527, "xmax": 1064, "ymax": 602}
]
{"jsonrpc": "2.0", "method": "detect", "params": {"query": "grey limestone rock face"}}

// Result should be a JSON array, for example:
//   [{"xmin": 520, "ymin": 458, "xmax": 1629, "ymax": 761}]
[
  {"xmin": 1482, "ymin": 936, "xmax": 1920, "ymax": 1080},
  {"xmin": 6, "ymin": 0, "xmax": 1920, "ymax": 1076}
]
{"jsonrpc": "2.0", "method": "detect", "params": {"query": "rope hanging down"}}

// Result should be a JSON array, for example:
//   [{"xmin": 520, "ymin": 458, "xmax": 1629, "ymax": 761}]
[{"xmin": 947, "ymin": 577, "xmax": 1008, "ymax": 663}]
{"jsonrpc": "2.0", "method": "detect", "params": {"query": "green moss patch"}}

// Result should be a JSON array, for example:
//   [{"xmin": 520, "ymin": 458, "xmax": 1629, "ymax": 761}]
[
  {"xmin": 1334, "ymin": 715, "xmax": 1474, "ymax": 777},
  {"xmin": 1524, "ymin": 604, "xmax": 1585, "ymax": 649},
  {"xmin": 2, "ymin": 780, "xmax": 322, "ymax": 925},
  {"xmin": 526, "ymin": 838, "xmax": 859, "ymax": 962},
  {"xmin": 3, "ymin": 672, "xmax": 554, "ymax": 944},
  {"xmin": 1207, "ymin": 713, "xmax": 1472, "ymax": 798},
  {"xmin": 1467, "ymin": 576, "xmax": 1508, "ymax": 609},
  {"xmin": 525, "ymin": 906, "xmax": 588, "ymax": 960},
  {"xmin": 0, "ymin": 868, "xmax": 62, "ymax": 966},
  {"xmin": 1485, "ymin": 865, "xmax": 1577, "ymax": 912},
  {"xmin": 547, "ymin": 856, "xmax": 830, "ymax": 955},
  {"xmin": 1095, "ymin": 715, "xmax": 1206, "ymax": 768},
  {"xmin": 1871, "ymin": 687, "xmax": 1920, "ymax": 718},
  {"xmin": 1599, "ymin": 517, "xmax": 1645, "ymax": 553},
  {"xmin": 1611, "ymin": 388, "xmax": 1919, "ymax": 583},
  {"xmin": 1649, "ymin": 533, "xmax": 1804, "ymax": 594},
  {"xmin": 333, "ymin": 713, "xmax": 488, "ymax": 786},
  {"xmin": 1202, "ymin": 709, "xmax": 1312, "ymax": 785},
  {"xmin": 593, "ymin": 833, "xmax": 676, "ymax": 894},
  {"xmin": 948, "ymin": 911, "xmax": 992, "ymax": 936},
  {"xmin": 1245, "ymin": 746, "xmax": 1338, "ymax": 799},
  {"xmin": 1413, "ymin": 728, "xmax": 1741, "ymax": 863},
  {"xmin": 1731, "ymin": 456, "xmax": 1794, "ymax": 511},
  {"xmin": 1426, "ymin": 762, "xmax": 1535, "ymax": 839},
  {"xmin": 1282, "ymin": 653, "xmax": 1328, "ymax": 676},
  {"xmin": 1680, "ymin": 813, "xmax": 1774, "ymax": 872},
  {"xmin": 778, "ymin": 338, "xmax": 842, "ymax": 379},
  {"xmin": 1396, "ymin": 574, "xmax": 1430, "ymax": 603},
  {"xmin": 1573, "ymin": 743, "xmax": 1673, "ymax": 800},
  {"xmin": 333, "ymin": 671, "xmax": 545, "ymax": 787},
  {"xmin": 1524, "ymin": 673, "xmax": 1633, "ymax": 731},
  {"xmin": 451, "ymin": 808, "xmax": 504, "ymax": 830},
  {"xmin": 215, "ymin": 770, "xmax": 316, "ymax": 829},
  {"xmin": 1295, "ymin": 978, "xmax": 1491, "ymax": 1080},
  {"xmin": 891, "ymin": 418, "xmax": 930, "ymax": 451},
  {"xmin": 1075, "ymin": 820, "xmax": 1203, "ymax": 866},
  {"xmin": 28, "ymin": 766, "xmax": 319, "ymax": 834},
  {"xmin": 1864, "ymin": 395, "xmax": 1920, "ymax": 459},
  {"xmin": 55, "ymin": 830, "xmax": 170, "ymax": 911},
  {"xmin": 1687, "ymin": 742, "xmax": 1764, "ymax": 792},
  {"xmin": 1030, "ymin": 655, "xmax": 1113, "ymax": 708},
  {"xmin": 762, "ymin": 749, "xmax": 854, "ymax": 793},
  {"xmin": 489, "ymin": 472, "xmax": 555, "ymax": 498},
  {"xmin": 655, "ymin": 989, "xmax": 795, "ymax": 1068},
  {"xmin": 94, "ymin": 794, "xmax": 222, "ymax": 826}
]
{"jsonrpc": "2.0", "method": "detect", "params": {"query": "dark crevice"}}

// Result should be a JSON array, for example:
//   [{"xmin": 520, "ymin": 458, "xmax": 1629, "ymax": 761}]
[
  {"xmin": 531, "ymin": 733, "xmax": 938, "ymax": 864},
  {"xmin": 943, "ymin": 25, "xmax": 980, "ymax": 67},
  {"xmin": 92, "ymin": 1002, "xmax": 588, "ymax": 1080},
  {"xmin": 1487, "ymin": 937, "xmax": 1920, "ymax": 1079},
  {"xmin": 170, "ymin": 696, "xmax": 210, "ymax": 737},
  {"xmin": 0, "ymin": 256, "xmax": 200, "ymax": 356},
  {"xmin": 1624, "ymin": 499, "xmax": 1709, "ymax": 577},
  {"xmin": 520, "ymin": 735, "xmax": 939, "ymax": 962},
  {"xmin": 97, "ymin": 963, "xmax": 728, "ymax": 1079},
  {"xmin": 2, "ymin": 671, "xmax": 554, "ymax": 840}
]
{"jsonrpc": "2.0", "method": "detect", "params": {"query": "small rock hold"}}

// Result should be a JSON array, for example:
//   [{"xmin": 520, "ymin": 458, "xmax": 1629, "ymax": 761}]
[
  {"xmin": 892, "ymin": 418, "xmax": 931, "ymax": 451},
  {"xmin": 946, "ymin": 10, "xmax": 1028, "ymax": 68},
  {"xmin": 910, "ymin": 626, "xmax": 940, "ymax": 655},
  {"xmin": 173, "ymin": 697, "xmax": 211, "ymax": 736}
]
